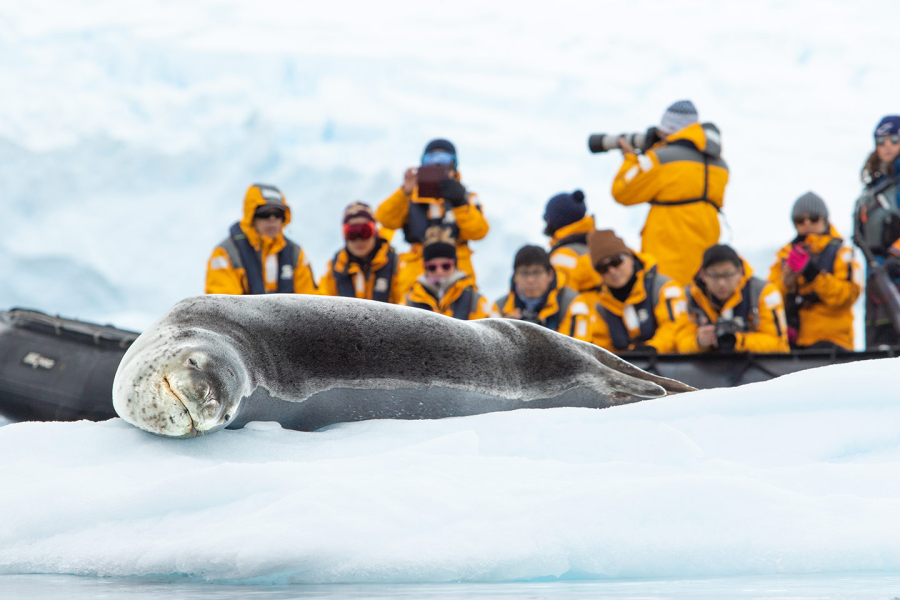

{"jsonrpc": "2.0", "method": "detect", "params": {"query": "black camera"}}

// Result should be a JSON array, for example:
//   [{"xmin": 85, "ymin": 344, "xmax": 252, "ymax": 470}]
[
  {"xmin": 588, "ymin": 127, "xmax": 663, "ymax": 154},
  {"xmin": 714, "ymin": 319, "xmax": 742, "ymax": 352}
]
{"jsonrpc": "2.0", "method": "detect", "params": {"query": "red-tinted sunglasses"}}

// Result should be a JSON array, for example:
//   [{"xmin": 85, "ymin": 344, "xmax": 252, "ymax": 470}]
[
  {"xmin": 343, "ymin": 221, "xmax": 376, "ymax": 241},
  {"xmin": 424, "ymin": 260, "xmax": 455, "ymax": 274}
]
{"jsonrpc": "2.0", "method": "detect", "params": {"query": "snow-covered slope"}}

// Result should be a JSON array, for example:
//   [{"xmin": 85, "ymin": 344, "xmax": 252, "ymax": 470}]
[
  {"xmin": 1, "ymin": 1, "xmax": 898, "ymax": 330},
  {"xmin": 1, "ymin": 358, "xmax": 899, "ymax": 582}
]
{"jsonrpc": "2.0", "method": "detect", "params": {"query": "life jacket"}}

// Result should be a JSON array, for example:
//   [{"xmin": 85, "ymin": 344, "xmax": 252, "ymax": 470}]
[
  {"xmin": 783, "ymin": 238, "xmax": 844, "ymax": 330},
  {"xmin": 331, "ymin": 243, "xmax": 398, "ymax": 303},
  {"xmin": 687, "ymin": 276, "xmax": 768, "ymax": 332},
  {"xmin": 496, "ymin": 276, "xmax": 578, "ymax": 331},
  {"xmin": 402, "ymin": 199, "xmax": 461, "ymax": 245},
  {"xmin": 595, "ymin": 265, "xmax": 669, "ymax": 351},
  {"xmin": 648, "ymin": 124, "xmax": 727, "ymax": 213},
  {"xmin": 223, "ymin": 223, "xmax": 300, "ymax": 294},
  {"xmin": 550, "ymin": 233, "xmax": 589, "ymax": 257},
  {"xmin": 408, "ymin": 288, "xmax": 477, "ymax": 320},
  {"xmin": 855, "ymin": 173, "xmax": 900, "ymax": 255}
]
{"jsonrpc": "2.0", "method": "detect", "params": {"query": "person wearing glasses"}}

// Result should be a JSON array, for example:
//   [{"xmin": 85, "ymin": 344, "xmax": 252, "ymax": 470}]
[
  {"xmin": 375, "ymin": 138, "xmax": 489, "ymax": 297},
  {"xmin": 402, "ymin": 227, "xmax": 498, "ymax": 320},
  {"xmin": 205, "ymin": 184, "xmax": 317, "ymax": 295},
  {"xmin": 495, "ymin": 245, "xmax": 580, "ymax": 333},
  {"xmin": 677, "ymin": 245, "xmax": 789, "ymax": 353},
  {"xmin": 319, "ymin": 202, "xmax": 401, "ymax": 303},
  {"xmin": 560, "ymin": 230, "xmax": 688, "ymax": 353},
  {"xmin": 767, "ymin": 193, "xmax": 860, "ymax": 351},
  {"xmin": 856, "ymin": 116, "xmax": 900, "ymax": 347}
]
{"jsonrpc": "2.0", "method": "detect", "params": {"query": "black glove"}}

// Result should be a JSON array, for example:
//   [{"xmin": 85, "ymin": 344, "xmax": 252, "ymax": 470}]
[
  {"xmin": 439, "ymin": 178, "xmax": 468, "ymax": 207},
  {"xmin": 885, "ymin": 255, "xmax": 900, "ymax": 280}
]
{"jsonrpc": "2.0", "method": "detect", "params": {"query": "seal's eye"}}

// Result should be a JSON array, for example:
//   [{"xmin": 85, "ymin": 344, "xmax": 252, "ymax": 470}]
[{"xmin": 187, "ymin": 357, "xmax": 200, "ymax": 370}]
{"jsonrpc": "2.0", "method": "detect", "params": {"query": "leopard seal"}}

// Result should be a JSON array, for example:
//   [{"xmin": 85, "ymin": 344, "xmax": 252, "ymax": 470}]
[{"xmin": 112, "ymin": 294, "xmax": 694, "ymax": 438}]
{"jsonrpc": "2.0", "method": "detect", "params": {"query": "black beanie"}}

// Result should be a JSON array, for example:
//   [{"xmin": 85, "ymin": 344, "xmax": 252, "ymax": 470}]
[
  {"xmin": 543, "ymin": 190, "xmax": 587, "ymax": 234},
  {"xmin": 422, "ymin": 226, "xmax": 457, "ymax": 263},
  {"xmin": 513, "ymin": 245, "xmax": 552, "ymax": 271},
  {"xmin": 701, "ymin": 244, "xmax": 741, "ymax": 269},
  {"xmin": 424, "ymin": 138, "xmax": 456, "ymax": 156}
]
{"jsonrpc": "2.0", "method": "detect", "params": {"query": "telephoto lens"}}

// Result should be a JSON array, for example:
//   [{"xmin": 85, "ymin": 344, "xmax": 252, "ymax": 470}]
[{"xmin": 587, "ymin": 128, "xmax": 662, "ymax": 154}]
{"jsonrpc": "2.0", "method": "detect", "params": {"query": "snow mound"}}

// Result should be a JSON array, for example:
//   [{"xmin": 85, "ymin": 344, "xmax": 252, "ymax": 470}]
[{"xmin": 1, "ymin": 359, "xmax": 899, "ymax": 583}]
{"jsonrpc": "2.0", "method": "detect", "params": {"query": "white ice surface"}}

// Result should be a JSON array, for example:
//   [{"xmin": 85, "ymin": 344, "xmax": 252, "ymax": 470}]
[
  {"xmin": 1, "ymin": 359, "xmax": 899, "ymax": 583},
  {"xmin": 2, "ymin": 1, "xmax": 899, "ymax": 338}
]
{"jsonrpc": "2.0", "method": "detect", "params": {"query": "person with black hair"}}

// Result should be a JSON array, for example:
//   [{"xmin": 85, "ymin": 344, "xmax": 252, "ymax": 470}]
[
  {"xmin": 767, "ymin": 192, "xmax": 860, "ymax": 350},
  {"xmin": 495, "ymin": 245, "xmax": 580, "ymax": 333},
  {"xmin": 376, "ymin": 139, "xmax": 489, "ymax": 297},
  {"xmin": 205, "ymin": 184, "xmax": 317, "ymax": 295},
  {"xmin": 678, "ymin": 245, "xmax": 788, "ymax": 353},
  {"xmin": 560, "ymin": 230, "xmax": 688, "ymax": 354},
  {"xmin": 319, "ymin": 202, "xmax": 402, "ymax": 304}
]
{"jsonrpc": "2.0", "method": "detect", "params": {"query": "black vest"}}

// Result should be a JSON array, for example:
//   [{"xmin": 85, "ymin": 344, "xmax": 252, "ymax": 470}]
[
  {"xmin": 409, "ymin": 287, "xmax": 477, "ymax": 320},
  {"xmin": 596, "ymin": 266, "xmax": 668, "ymax": 351},
  {"xmin": 403, "ymin": 199, "xmax": 461, "ymax": 244},
  {"xmin": 331, "ymin": 245, "xmax": 398, "ymax": 303},
  {"xmin": 227, "ymin": 223, "xmax": 299, "ymax": 294}
]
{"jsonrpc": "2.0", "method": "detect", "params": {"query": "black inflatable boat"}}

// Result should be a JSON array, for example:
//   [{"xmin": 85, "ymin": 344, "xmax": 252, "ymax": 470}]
[{"xmin": 0, "ymin": 308, "xmax": 896, "ymax": 424}]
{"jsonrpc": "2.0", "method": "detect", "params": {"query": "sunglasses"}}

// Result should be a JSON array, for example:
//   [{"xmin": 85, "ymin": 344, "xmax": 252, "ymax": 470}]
[
  {"xmin": 876, "ymin": 134, "xmax": 900, "ymax": 146},
  {"xmin": 793, "ymin": 214, "xmax": 822, "ymax": 226},
  {"xmin": 421, "ymin": 151, "xmax": 456, "ymax": 166},
  {"xmin": 595, "ymin": 253, "xmax": 627, "ymax": 274},
  {"xmin": 343, "ymin": 221, "xmax": 376, "ymax": 241},
  {"xmin": 255, "ymin": 209, "xmax": 285, "ymax": 221},
  {"xmin": 424, "ymin": 260, "xmax": 455, "ymax": 274}
]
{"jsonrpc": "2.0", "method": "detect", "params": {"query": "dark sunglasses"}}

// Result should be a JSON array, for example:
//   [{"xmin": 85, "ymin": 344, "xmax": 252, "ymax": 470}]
[
  {"xmin": 793, "ymin": 214, "xmax": 822, "ymax": 226},
  {"xmin": 424, "ymin": 260, "xmax": 455, "ymax": 273},
  {"xmin": 255, "ymin": 209, "xmax": 285, "ymax": 220},
  {"xmin": 595, "ymin": 253, "xmax": 627, "ymax": 274},
  {"xmin": 343, "ymin": 221, "xmax": 376, "ymax": 241},
  {"xmin": 876, "ymin": 134, "xmax": 900, "ymax": 146}
]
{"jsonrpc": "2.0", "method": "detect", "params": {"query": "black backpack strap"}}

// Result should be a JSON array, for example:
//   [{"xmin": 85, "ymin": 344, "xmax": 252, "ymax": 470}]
[
  {"xmin": 229, "ymin": 222, "xmax": 266, "ymax": 295},
  {"xmin": 452, "ymin": 288, "xmax": 476, "ymax": 320},
  {"xmin": 275, "ymin": 240, "xmax": 300, "ymax": 294}
]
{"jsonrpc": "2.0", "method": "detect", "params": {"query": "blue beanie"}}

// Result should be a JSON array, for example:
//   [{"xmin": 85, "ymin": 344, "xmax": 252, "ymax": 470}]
[
  {"xmin": 543, "ymin": 190, "xmax": 587, "ymax": 234},
  {"xmin": 875, "ymin": 116, "xmax": 900, "ymax": 138}
]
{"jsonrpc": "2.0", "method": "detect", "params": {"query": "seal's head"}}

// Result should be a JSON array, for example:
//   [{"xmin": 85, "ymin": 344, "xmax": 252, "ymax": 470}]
[{"xmin": 113, "ymin": 327, "xmax": 252, "ymax": 438}]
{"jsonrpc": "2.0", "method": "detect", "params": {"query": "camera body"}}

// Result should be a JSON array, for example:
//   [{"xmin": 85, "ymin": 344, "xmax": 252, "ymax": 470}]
[
  {"xmin": 714, "ymin": 319, "xmax": 744, "ymax": 352},
  {"xmin": 588, "ymin": 127, "xmax": 664, "ymax": 154}
]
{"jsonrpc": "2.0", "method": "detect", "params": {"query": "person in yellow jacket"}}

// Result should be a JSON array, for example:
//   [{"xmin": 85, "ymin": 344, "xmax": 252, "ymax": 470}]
[
  {"xmin": 678, "ymin": 245, "xmax": 789, "ymax": 354},
  {"xmin": 376, "ymin": 139, "xmax": 489, "ymax": 296},
  {"xmin": 318, "ymin": 202, "xmax": 402, "ymax": 304},
  {"xmin": 559, "ymin": 230, "xmax": 689, "ymax": 354},
  {"xmin": 402, "ymin": 227, "xmax": 498, "ymax": 320},
  {"xmin": 612, "ymin": 100, "xmax": 729, "ymax": 286},
  {"xmin": 495, "ymin": 245, "xmax": 580, "ymax": 334},
  {"xmin": 205, "ymin": 184, "xmax": 317, "ymax": 295},
  {"xmin": 767, "ymin": 192, "xmax": 861, "ymax": 350},
  {"xmin": 542, "ymin": 189, "xmax": 598, "ymax": 290}
]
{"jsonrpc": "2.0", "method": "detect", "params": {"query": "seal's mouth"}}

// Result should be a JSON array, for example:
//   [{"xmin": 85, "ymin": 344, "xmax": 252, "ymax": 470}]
[{"xmin": 163, "ymin": 376, "xmax": 197, "ymax": 435}]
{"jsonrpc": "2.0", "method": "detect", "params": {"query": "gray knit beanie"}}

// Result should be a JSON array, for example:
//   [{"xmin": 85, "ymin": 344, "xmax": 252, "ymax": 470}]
[
  {"xmin": 659, "ymin": 100, "xmax": 699, "ymax": 134},
  {"xmin": 791, "ymin": 191, "xmax": 829, "ymax": 221}
]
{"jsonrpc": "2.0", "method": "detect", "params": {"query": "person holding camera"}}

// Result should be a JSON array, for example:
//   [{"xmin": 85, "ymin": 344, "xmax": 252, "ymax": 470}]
[
  {"xmin": 560, "ymin": 230, "xmax": 688, "ymax": 353},
  {"xmin": 678, "ymin": 245, "xmax": 789, "ymax": 353},
  {"xmin": 318, "ymin": 202, "xmax": 402, "ymax": 303},
  {"xmin": 402, "ymin": 226, "xmax": 498, "ymax": 320},
  {"xmin": 495, "ymin": 245, "xmax": 581, "ymax": 333},
  {"xmin": 855, "ymin": 116, "xmax": 900, "ymax": 347},
  {"xmin": 376, "ymin": 139, "xmax": 489, "ymax": 297},
  {"xmin": 767, "ymin": 193, "xmax": 860, "ymax": 350},
  {"xmin": 205, "ymin": 184, "xmax": 317, "ymax": 295},
  {"xmin": 610, "ymin": 100, "xmax": 729, "ymax": 287},
  {"xmin": 542, "ymin": 189, "xmax": 598, "ymax": 290}
]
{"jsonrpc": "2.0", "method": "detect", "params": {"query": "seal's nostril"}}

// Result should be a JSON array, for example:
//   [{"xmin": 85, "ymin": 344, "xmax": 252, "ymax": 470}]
[{"xmin": 224, "ymin": 413, "xmax": 231, "ymax": 422}]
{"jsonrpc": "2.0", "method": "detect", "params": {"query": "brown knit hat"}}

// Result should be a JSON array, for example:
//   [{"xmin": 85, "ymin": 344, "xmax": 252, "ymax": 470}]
[
  {"xmin": 587, "ymin": 229, "xmax": 631, "ymax": 269},
  {"xmin": 343, "ymin": 201, "xmax": 375, "ymax": 224}
]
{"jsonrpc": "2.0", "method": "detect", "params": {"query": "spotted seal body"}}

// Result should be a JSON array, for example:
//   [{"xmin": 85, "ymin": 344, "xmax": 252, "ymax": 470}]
[{"xmin": 113, "ymin": 295, "xmax": 694, "ymax": 437}]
